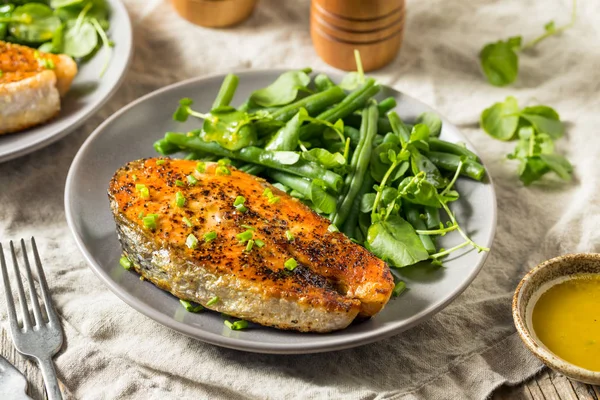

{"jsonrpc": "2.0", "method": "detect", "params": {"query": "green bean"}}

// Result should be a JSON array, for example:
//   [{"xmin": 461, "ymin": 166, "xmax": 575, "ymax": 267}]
[
  {"xmin": 405, "ymin": 204, "xmax": 436, "ymax": 254},
  {"xmin": 332, "ymin": 101, "xmax": 379, "ymax": 226},
  {"xmin": 341, "ymin": 174, "xmax": 374, "ymax": 239},
  {"xmin": 165, "ymin": 133, "xmax": 343, "ymax": 191},
  {"xmin": 424, "ymin": 206, "xmax": 441, "ymax": 229},
  {"xmin": 240, "ymin": 164, "xmax": 262, "ymax": 175},
  {"xmin": 345, "ymin": 114, "xmax": 393, "ymax": 135},
  {"xmin": 378, "ymin": 97, "xmax": 397, "ymax": 114},
  {"xmin": 427, "ymin": 151, "xmax": 486, "ymax": 181},
  {"xmin": 212, "ymin": 74, "xmax": 239, "ymax": 109},
  {"xmin": 388, "ymin": 111, "xmax": 411, "ymax": 146},
  {"xmin": 300, "ymin": 79, "xmax": 380, "ymax": 139},
  {"xmin": 314, "ymin": 74, "xmax": 335, "ymax": 92},
  {"xmin": 154, "ymin": 138, "xmax": 180, "ymax": 155},
  {"xmin": 266, "ymin": 170, "xmax": 312, "ymax": 194},
  {"xmin": 429, "ymin": 138, "xmax": 479, "ymax": 161},
  {"xmin": 270, "ymin": 86, "xmax": 345, "ymax": 122}
]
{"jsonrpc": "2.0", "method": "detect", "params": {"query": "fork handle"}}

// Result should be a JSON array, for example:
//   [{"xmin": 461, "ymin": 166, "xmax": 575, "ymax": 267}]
[{"xmin": 36, "ymin": 357, "xmax": 63, "ymax": 400}]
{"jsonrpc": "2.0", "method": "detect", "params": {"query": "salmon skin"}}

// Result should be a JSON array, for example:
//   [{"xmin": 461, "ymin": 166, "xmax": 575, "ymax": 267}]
[
  {"xmin": 108, "ymin": 158, "xmax": 394, "ymax": 332},
  {"xmin": 0, "ymin": 41, "xmax": 78, "ymax": 135}
]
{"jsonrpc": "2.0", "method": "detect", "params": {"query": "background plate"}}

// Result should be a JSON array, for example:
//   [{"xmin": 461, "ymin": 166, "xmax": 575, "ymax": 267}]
[
  {"xmin": 0, "ymin": 0, "xmax": 133, "ymax": 163},
  {"xmin": 65, "ymin": 70, "xmax": 497, "ymax": 354}
]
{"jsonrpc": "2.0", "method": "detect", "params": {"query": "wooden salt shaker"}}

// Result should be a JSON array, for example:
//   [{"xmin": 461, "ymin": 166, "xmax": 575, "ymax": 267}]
[
  {"xmin": 311, "ymin": 0, "xmax": 406, "ymax": 71},
  {"xmin": 170, "ymin": 0, "xmax": 258, "ymax": 28}
]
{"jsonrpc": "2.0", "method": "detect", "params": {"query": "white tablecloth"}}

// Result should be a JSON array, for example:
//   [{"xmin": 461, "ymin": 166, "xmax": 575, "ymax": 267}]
[{"xmin": 2, "ymin": 0, "xmax": 599, "ymax": 398}]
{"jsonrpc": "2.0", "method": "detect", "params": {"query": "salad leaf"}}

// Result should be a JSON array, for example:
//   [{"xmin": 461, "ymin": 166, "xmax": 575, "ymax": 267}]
[
  {"xmin": 9, "ymin": 3, "xmax": 62, "ymax": 44},
  {"xmin": 415, "ymin": 112, "xmax": 442, "ymax": 137},
  {"xmin": 367, "ymin": 215, "xmax": 429, "ymax": 268},
  {"xmin": 480, "ymin": 96, "xmax": 520, "ymax": 141},
  {"xmin": 302, "ymin": 148, "xmax": 345, "ymax": 170},
  {"xmin": 62, "ymin": 19, "xmax": 97, "ymax": 58},
  {"xmin": 309, "ymin": 182, "xmax": 337, "ymax": 214},
  {"xmin": 519, "ymin": 105, "xmax": 564, "ymax": 139},
  {"xmin": 250, "ymin": 70, "xmax": 310, "ymax": 107},
  {"xmin": 479, "ymin": 38, "xmax": 520, "ymax": 87}
]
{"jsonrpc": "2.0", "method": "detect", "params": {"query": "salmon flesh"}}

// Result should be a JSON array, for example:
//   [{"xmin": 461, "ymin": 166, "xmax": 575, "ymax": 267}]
[
  {"xmin": 108, "ymin": 159, "xmax": 394, "ymax": 332},
  {"xmin": 0, "ymin": 41, "xmax": 78, "ymax": 135}
]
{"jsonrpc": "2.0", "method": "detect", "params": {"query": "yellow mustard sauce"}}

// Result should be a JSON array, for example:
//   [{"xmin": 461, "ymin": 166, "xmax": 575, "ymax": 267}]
[{"xmin": 532, "ymin": 274, "xmax": 600, "ymax": 371}]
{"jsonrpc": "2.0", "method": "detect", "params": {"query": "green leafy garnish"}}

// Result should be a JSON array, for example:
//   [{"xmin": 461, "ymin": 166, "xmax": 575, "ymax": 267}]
[
  {"xmin": 250, "ymin": 70, "xmax": 311, "ymax": 107},
  {"xmin": 479, "ymin": 0, "xmax": 577, "ymax": 86},
  {"xmin": 481, "ymin": 97, "xmax": 572, "ymax": 185}
]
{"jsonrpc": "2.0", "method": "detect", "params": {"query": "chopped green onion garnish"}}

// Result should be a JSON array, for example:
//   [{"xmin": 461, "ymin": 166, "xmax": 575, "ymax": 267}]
[
  {"xmin": 132, "ymin": 174, "xmax": 138, "ymax": 181},
  {"xmin": 236, "ymin": 230, "xmax": 253, "ymax": 243},
  {"xmin": 175, "ymin": 191, "xmax": 186, "ymax": 207},
  {"xmin": 180, "ymin": 299, "xmax": 203, "ymax": 313},
  {"xmin": 186, "ymin": 233, "xmax": 199, "ymax": 249},
  {"xmin": 136, "ymin": 184, "xmax": 150, "ymax": 199},
  {"xmin": 233, "ymin": 196, "xmax": 245, "ymax": 206},
  {"xmin": 216, "ymin": 166, "xmax": 231, "ymax": 176},
  {"xmin": 285, "ymin": 230, "xmax": 294, "ymax": 241},
  {"xmin": 119, "ymin": 256, "xmax": 132, "ymax": 270},
  {"xmin": 175, "ymin": 179, "xmax": 185, "ymax": 187},
  {"xmin": 254, "ymin": 239, "xmax": 265, "ymax": 248},
  {"xmin": 182, "ymin": 217, "xmax": 193, "ymax": 227},
  {"xmin": 392, "ymin": 281, "xmax": 407, "ymax": 297},
  {"xmin": 224, "ymin": 320, "xmax": 248, "ymax": 330},
  {"xmin": 218, "ymin": 158, "xmax": 232, "ymax": 166},
  {"xmin": 204, "ymin": 231, "xmax": 217, "ymax": 242},
  {"xmin": 241, "ymin": 224, "xmax": 255, "ymax": 230},
  {"xmin": 196, "ymin": 162, "xmax": 206, "ymax": 173},
  {"xmin": 327, "ymin": 224, "xmax": 339, "ymax": 233},
  {"xmin": 262, "ymin": 188, "xmax": 273, "ymax": 198},
  {"xmin": 268, "ymin": 196, "xmax": 280, "ymax": 204},
  {"xmin": 206, "ymin": 296, "xmax": 219, "ymax": 306},
  {"xmin": 284, "ymin": 258, "xmax": 297, "ymax": 271},
  {"xmin": 233, "ymin": 195, "xmax": 247, "ymax": 212},
  {"xmin": 156, "ymin": 159, "xmax": 166, "ymax": 165},
  {"xmin": 138, "ymin": 211, "xmax": 145, "ymax": 219},
  {"xmin": 143, "ymin": 214, "xmax": 159, "ymax": 230},
  {"xmin": 187, "ymin": 174, "xmax": 198, "ymax": 185},
  {"xmin": 245, "ymin": 239, "xmax": 254, "ymax": 252}
]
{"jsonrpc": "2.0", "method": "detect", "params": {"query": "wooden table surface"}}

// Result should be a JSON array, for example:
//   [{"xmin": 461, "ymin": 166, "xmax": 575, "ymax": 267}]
[{"xmin": 2, "ymin": 326, "xmax": 599, "ymax": 399}]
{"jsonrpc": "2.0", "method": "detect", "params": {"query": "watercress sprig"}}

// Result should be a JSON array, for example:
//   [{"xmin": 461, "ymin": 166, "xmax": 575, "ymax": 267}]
[
  {"xmin": 480, "ymin": 97, "xmax": 573, "ymax": 185},
  {"xmin": 479, "ymin": 0, "xmax": 577, "ymax": 86}
]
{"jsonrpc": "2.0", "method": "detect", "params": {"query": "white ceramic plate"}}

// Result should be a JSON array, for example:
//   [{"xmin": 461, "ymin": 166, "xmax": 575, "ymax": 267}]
[
  {"xmin": 0, "ymin": 0, "xmax": 133, "ymax": 163},
  {"xmin": 65, "ymin": 70, "xmax": 497, "ymax": 354}
]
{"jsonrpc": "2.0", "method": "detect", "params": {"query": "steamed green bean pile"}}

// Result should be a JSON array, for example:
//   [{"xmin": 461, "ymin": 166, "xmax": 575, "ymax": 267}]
[{"xmin": 154, "ymin": 68, "xmax": 489, "ymax": 271}]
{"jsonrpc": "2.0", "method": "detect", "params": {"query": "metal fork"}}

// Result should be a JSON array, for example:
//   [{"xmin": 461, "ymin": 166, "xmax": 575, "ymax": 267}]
[{"xmin": 0, "ymin": 238, "xmax": 63, "ymax": 400}]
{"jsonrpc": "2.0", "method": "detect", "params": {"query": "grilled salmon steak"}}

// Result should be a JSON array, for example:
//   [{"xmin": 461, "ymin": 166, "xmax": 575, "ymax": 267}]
[
  {"xmin": 108, "ymin": 158, "xmax": 394, "ymax": 332},
  {"xmin": 0, "ymin": 41, "xmax": 78, "ymax": 135}
]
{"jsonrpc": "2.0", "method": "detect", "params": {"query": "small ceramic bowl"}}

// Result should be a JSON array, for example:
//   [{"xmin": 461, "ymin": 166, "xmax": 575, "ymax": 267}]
[{"xmin": 513, "ymin": 253, "xmax": 600, "ymax": 385}]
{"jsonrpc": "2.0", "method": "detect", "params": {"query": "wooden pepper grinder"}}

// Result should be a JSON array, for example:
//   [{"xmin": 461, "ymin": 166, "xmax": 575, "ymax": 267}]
[
  {"xmin": 170, "ymin": 0, "xmax": 258, "ymax": 28},
  {"xmin": 311, "ymin": 0, "xmax": 406, "ymax": 71}
]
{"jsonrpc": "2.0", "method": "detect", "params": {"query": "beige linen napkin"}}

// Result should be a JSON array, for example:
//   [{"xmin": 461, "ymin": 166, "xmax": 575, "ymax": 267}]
[{"xmin": 2, "ymin": 0, "xmax": 599, "ymax": 398}]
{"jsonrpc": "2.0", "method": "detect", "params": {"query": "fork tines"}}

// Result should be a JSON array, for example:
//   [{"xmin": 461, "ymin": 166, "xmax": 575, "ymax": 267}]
[{"xmin": 0, "ymin": 238, "xmax": 59, "ymax": 332}]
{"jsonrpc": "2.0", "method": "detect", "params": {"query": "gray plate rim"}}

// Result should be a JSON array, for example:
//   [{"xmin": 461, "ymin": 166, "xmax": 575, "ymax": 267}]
[
  {"xmin": 65, "ymin": 70, "xmax": 497, "ymax": 354},
  {"xmin": 0, "ymin": 0, "xmax": 134, "ymax": 163}
]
